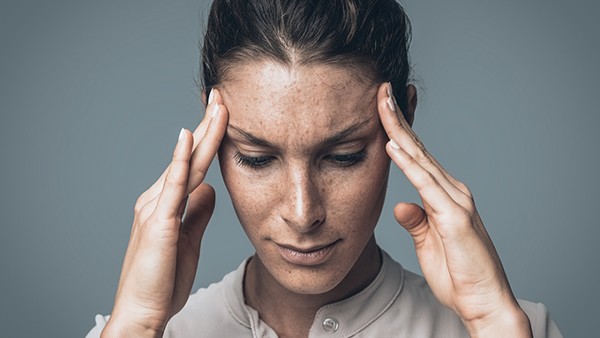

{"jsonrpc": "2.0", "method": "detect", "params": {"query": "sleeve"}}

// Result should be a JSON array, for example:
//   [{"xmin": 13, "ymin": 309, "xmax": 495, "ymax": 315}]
[
  {"xmin": 84, "ymin": 314, "xmax": 109, "ymax": 338},
  {"xmin": 517, "ymin": 300, "xmax": 563, "ymax": 338}
]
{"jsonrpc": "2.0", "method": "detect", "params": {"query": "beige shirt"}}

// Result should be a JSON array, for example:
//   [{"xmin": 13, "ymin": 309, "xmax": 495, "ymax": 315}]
[{"xmin": 86, "ymin": 250, "xmax": 563, "ymax": 337}]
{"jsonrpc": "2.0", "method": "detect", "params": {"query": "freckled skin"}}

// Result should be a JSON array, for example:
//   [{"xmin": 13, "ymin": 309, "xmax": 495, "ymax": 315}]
[{"xmin": 218, "ymin": 62, "xmax": 391, "ymax": 312}]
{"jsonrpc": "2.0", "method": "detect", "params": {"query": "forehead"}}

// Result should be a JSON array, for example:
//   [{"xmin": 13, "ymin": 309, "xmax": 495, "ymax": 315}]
[{"xmin": 219, "ymin": 62, "xmax": 378, "ymax": 144}]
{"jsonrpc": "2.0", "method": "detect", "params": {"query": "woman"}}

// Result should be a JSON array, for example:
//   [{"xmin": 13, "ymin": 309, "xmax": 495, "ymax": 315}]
[{"xmin": 87, "ymin": 0, "xmax": 562, "ymax": 337}]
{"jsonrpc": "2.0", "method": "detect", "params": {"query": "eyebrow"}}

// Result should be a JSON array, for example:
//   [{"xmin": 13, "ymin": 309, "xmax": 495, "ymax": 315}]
[
  {"xmin": 227, "ymin": 118, "xmax": 373, "ymax": 148},
  {"xmin": 228, "ymin": 125, "xmax": 276, "ymax": 148}
]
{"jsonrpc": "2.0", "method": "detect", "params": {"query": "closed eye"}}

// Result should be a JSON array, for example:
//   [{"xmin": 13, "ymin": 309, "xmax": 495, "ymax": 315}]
[
  {"xmin": 234, "ymin": 152, "xmax": 274, "ymax": 169},
  {"xmin": 324, "ymin": 149, "xmax": 367, "ymax": 167},
  {"xmin": 233, "ymin": 149, "xmax": 367, "ymax": 170}
]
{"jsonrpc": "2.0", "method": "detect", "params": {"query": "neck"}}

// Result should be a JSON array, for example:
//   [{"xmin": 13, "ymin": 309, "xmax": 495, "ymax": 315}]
[{"xmin": 243, "ymin": 236, "xmax": 381, "ymax": 338}]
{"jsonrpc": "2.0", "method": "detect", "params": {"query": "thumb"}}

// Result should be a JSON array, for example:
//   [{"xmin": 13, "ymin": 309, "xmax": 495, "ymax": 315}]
[
  {"xmin": 181, "ymin": 183, "xmax": 216, "ymax": 244},
  {"xmin": 393, "ymin": 202, "xmax": 429, "ymax": 244}
]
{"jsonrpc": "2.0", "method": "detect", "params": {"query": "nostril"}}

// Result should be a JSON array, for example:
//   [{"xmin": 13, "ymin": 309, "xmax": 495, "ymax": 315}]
[
  {"xmin": 311, "ymin": 217, "xmax": 325, "ymax": 228},
  {"xmin": 280, "ymin": 209, "xmax": 325, "ymax": 233}
]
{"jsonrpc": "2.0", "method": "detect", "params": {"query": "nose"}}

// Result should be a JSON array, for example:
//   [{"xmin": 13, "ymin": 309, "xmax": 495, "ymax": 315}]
[{"xmin": 280, "ymin": 166, "xmax": 326, "ymax": 233}]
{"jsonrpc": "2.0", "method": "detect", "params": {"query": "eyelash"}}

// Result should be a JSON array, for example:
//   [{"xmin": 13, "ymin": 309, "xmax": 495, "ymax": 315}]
[
  {"xmin": 325, "ymin": 150, "xmax": 367, "ymax": 167},
  {"xmin": 233, "ymin": 149, "xmax": 367, "ymax": 169},
  {"xmin": 234, "ymin": 153, "xmax": 273, "ymax": 168}
]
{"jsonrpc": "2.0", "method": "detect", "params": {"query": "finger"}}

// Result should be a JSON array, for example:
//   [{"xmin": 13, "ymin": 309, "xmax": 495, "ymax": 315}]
[
  {"xmin": 377, "ymin": 83, "xmax": 470, "ymax": 200},
  {"xmin": 380, "ymin": 82, "xmax": 470, "ymax": 196},
  {"xmin": 136, "ymin": 95, "xmax": 218, "ymax": 209},
  {"xmin": 190, "ymin": 89, "xmax": 218, "ymax": 149},
  {"xmin": 154, "ymin": 128, "xmax": 194, "ymax": 219},
  {"xmin": 185, "ymin": 88, "xmax": 229, "ymax": 196},
  {"xmin": 377, "ymin": 83, "xmax": 425, "ymax": 155},
  {"xmin": 386, "ymin": 140, "xmax": 458, "ymax": 215}
]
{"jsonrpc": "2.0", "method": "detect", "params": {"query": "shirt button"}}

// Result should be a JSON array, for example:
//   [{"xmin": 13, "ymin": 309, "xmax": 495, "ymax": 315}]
[{"xmin": 322, "ymin": 317, "xmax": 339, "ymax": 333}]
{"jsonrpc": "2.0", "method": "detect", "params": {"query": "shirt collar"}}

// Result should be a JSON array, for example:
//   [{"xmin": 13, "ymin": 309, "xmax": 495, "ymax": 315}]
[{"xmin": 223, "ymin": 249, "xmax": 404, "ymax": 337}]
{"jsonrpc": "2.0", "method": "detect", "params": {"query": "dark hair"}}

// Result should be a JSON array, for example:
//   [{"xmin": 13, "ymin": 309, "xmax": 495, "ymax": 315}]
[{"xmin": 201, "ymin": 0, "xmax": 412, "ymax": 115}]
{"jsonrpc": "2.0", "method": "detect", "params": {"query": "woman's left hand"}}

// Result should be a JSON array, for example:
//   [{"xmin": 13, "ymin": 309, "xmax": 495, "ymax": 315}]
[{"xmin": 378, "ymin": 83, "xmax": 532, "ymax": 338}]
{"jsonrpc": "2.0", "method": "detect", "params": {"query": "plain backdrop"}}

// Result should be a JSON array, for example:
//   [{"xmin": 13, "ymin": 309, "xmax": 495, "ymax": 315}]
[{"xmin": 1, "ymin": 0, "xmax": 598, "ymax": 337}]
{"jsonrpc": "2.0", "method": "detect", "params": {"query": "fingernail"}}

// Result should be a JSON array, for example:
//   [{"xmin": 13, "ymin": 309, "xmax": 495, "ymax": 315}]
[
  {"xmin": 389, "ymin": 139, "xmax": 400, "ymax": 150},
  {"xmin": 208, "ymin": 89, "xmax": 215, "ymax": 105},
  {"xmin": 386, "ymin": 83, "xmax": 396, "ymax": 112},
  {"xmin": 211, "ymin": 103, "xmax": 219, "ymax": 118},
  {"xmin": 178, "ymin": 128, "xmax": 186, "ymax": 141}
]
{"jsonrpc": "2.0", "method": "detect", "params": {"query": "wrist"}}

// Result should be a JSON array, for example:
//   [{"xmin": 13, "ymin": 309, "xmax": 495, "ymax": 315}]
[
  {"xmin": 101, "ymin": 313, "xmax": 165, "ymax": 338},
  {"xmin": 463, "ymin": 303, "xmax": 532, "ymax": 338}
]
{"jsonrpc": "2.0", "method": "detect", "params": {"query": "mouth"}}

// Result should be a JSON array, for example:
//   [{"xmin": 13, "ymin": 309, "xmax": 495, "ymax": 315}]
[{"xmin": 276, "ymin": 239, "xmax": 340, "ymax": 266}]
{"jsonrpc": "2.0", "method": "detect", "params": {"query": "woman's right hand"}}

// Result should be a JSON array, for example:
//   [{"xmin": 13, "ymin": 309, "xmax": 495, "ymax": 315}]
[{"xmin": 101, "ymin": 89, "xmax": 229, "ymax": 338}]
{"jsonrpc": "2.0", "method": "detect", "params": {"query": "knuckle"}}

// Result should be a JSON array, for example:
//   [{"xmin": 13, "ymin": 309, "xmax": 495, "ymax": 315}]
[
  {"xmin": 190, "ymin": 156, "xmax": 212, "ymax": 181},
  {"xmin": 137, "ymin": 202, "xmax": 154, "ymax": 223},
  {"xmin": 165, "ymin": 163, "xmax": 188, "ymax": 187},
  {"xmin": 411, "ymin": 162, "xmax": 436, "ymax": 185},
  {"xmin": 165, "ymin": 174, "xmax": 187, "ymax": 190},
  {"xmin": 456, "ymin": 181, "xmax": 473, "ymax": 198},
  {"xmin": 146, "ymin": 214, "xmax": 181, "ymax": 235},
  {"xmin": 454, "ymin": 183, "xmax": 476, "ymax": 212},
  {"xmin": 414, "ymin": 148, "xmax": 430, "ymax": 165},
  {"xmin": 462, "ymin": 199, "xmax": 477, "ymax": 214},
  {"xmin": 412, "ymin": 166, "xmax": 436, "ymax": 187},
  {"xmin": 191, "ymin": 165, "xmax": 208, "ymax": 181},
  {"xmin": 464, "ymin": 187, "xmax": 474, "ymax": 200},
  {"xmin": 413, "ymin": 135, "xmax": 425, "ymax": 149},
  {"xmin": 392, "ymin": 119, "xmax": 404, "ymax": 131},
  {"xmin": 134, "ymin": 202, "xmax": 142, "ymax": 215},
  {"xmin": 134, "ymin": 194, "xmax": 148, "ymax": 214}
]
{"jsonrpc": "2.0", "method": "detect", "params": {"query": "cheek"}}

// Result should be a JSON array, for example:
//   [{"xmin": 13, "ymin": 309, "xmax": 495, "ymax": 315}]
[
  {"xmin": 219, "ymin": 154, "xmax": 279, "ymax": 233},
  {"xmin": 327, "ymin": 149, "xmax": 390, "ymax": 227},
  {"xmin": 219, "ymin": 142, "xmax": 390, "ymax": 237}
]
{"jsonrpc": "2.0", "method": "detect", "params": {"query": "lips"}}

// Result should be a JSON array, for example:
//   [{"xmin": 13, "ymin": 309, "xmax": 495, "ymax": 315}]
[{"xmin": 276, "ymin": 240, "xmax": 340, "ymax": 266}]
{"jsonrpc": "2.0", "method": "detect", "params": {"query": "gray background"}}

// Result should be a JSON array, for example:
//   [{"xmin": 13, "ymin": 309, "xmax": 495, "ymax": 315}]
[{"xmin": 1, "ymin": 0, "xmax": 598, "ymax": 337}]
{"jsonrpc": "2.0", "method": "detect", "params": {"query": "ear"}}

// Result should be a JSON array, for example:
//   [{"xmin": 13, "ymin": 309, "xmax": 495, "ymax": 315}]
[{"xmin": 405, "ymin": 84, "xmax": 418, "ymax": 126}]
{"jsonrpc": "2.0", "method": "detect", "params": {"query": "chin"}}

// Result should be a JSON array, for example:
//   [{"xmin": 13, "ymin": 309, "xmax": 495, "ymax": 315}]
[
  {"xmin": 274, "ymin": 266, "xmax": 348, "ymax": 295},
  {"xmin": 266, "ymin": 252, "xmax": 353, "ymax": 295}
]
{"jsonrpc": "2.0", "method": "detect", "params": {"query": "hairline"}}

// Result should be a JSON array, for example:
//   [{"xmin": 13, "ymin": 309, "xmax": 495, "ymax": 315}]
[{"xmin": 213, "ymin": 52, "xmax": 380, "ymax": 91}]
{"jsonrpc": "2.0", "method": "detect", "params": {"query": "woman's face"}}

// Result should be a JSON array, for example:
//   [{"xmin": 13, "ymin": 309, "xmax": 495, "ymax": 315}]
[{"xmin": 218, "ymin": 61, "xmax": 390, "ymax": 295}]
